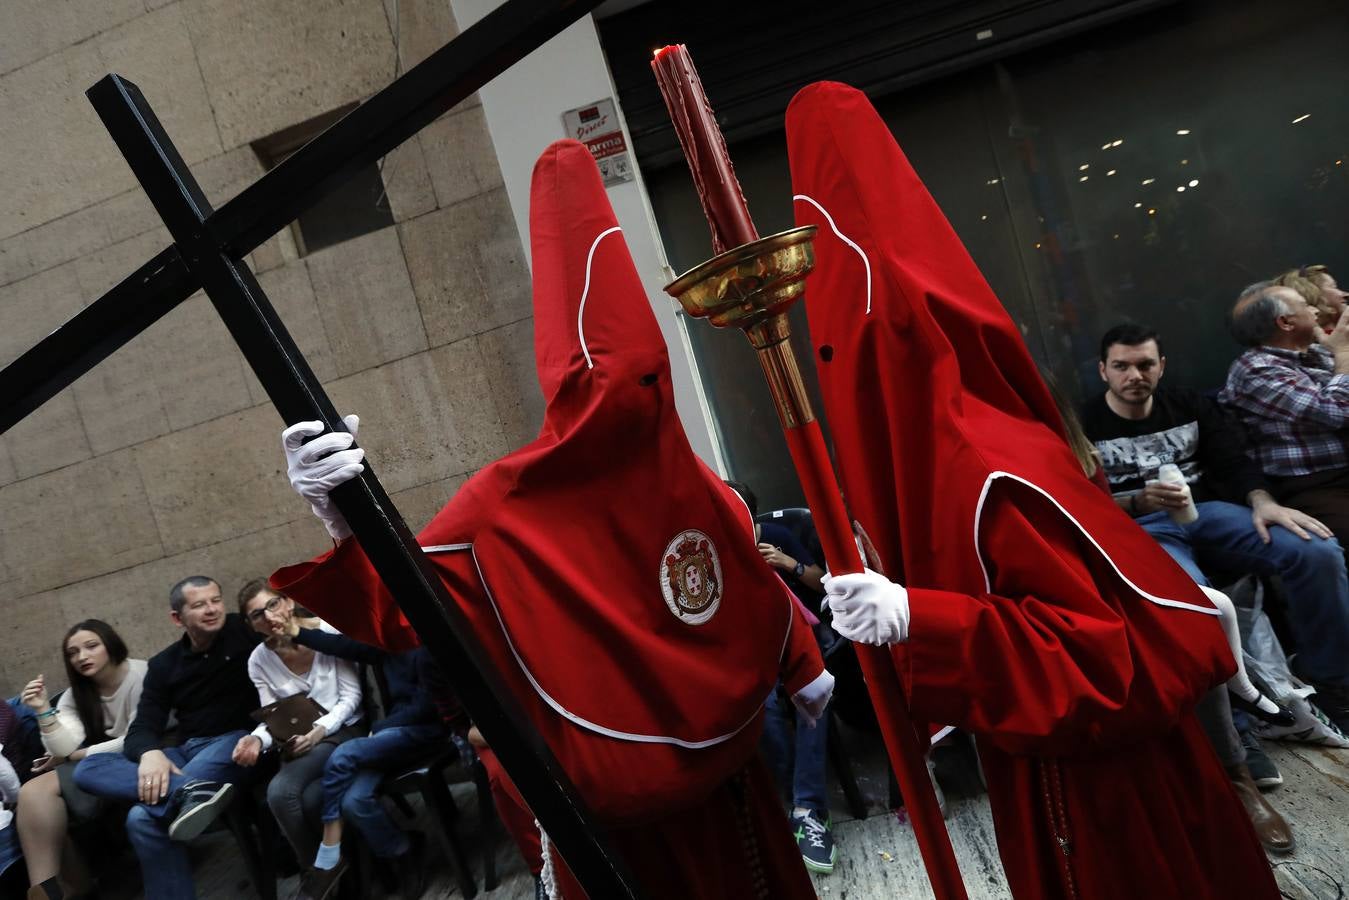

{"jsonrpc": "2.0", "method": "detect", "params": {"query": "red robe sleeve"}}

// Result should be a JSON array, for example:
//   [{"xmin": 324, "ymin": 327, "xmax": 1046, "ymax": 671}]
[
  {"xmin": 779, "ymin": 593, "xmax": 825, "ymax": 696},
  {"xmin": 900, "ymin": 482, "xmax": 1232, "ymax": 756},
  {"xmin": 271, "ymin": 537, "xmax": 422, "ymax": 653}
]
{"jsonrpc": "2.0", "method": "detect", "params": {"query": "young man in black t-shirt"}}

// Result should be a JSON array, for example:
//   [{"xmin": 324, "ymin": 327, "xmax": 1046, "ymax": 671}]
[{"xmin": 1082, "ymin": 325, "xmax": 1349, "ymax": 724}]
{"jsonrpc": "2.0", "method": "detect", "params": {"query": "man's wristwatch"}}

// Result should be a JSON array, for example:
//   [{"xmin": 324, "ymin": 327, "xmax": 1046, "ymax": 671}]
[{"xmin": 793, "ymin": 561, "xmax": 805, "ymax": 579}]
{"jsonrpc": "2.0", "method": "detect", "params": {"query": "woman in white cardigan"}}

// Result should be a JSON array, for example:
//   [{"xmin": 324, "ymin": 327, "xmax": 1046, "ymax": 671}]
[
  {"xmin": 17, "ymin": 619, "xmax": 147, "ymax": 900},
  {"xmin": 231, "ymin": 578, "xmax": 364, "ymax": 865}
]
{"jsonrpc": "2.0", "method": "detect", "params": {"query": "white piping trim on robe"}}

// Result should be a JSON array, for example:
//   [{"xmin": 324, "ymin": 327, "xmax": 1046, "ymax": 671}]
[
  {"xmin": 793, "ymin": 194, "xmax": 872, "ymax": 315},
  {"xmin": 974, "ymin": 472, "xmax": 1220, "ymax": 616},
  {"xmin": 423, "ymin": 542, "xmax": 795, "ymax": 748},
  {"xmin": 577, "ymin": 226, "xmax": 623, "ymax": 370}
]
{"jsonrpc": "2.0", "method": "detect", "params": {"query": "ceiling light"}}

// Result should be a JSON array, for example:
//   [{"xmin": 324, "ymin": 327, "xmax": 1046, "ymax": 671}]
[
  {"xmin": 1176, "ymin": 185, "xmax": 1186, "ymax": 192},
  {"xmin": 1292, "ymin": 114, "xmax": 1311, "ymax": 124},
  {"xmin": 1112, "ymin": 139, "xmax": 1123, "ymax": 147},
  {"xmin": 1176, "ymin": 129, "xmax": 1191, "ymax": 135},
  {"xmin": 1188, "ymin": 179, "xmax": 1199, "ymax": 187},
  {"xmin": 1141, "ymin": 178, "xmax": 1155, "ymax": 185},
  {"xmin": 1148, "ymin": 208, "xmax": 1156, "ymax": 215},
  {"xmin": 1080, "ymin": 175, "xmax": 1089, "ymax": 182},
  {"xmin": 1107, "ymin": 169, "xmax": 1117, "ymax": 176},
  {"xmin": 1134, "ymin": 202, "xmax": 1143, "ymax": 208}
]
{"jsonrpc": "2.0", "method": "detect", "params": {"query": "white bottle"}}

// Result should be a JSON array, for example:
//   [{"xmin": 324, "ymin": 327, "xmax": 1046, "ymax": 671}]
[{"xmin": 1156, "ymin": 463, "xmax": 1199, "ymax": 524}]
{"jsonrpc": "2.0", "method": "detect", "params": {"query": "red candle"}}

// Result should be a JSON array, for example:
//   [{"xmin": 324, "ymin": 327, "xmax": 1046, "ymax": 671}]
[{"xmin": 651, "ymin": 45, "xmax": 759, "ymax": 255}]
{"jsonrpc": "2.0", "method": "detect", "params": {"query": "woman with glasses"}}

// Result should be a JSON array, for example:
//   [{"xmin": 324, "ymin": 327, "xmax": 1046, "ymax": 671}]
[{"xmin": 232, "ymin": 579, "xmax": 364, "ymax": 874}]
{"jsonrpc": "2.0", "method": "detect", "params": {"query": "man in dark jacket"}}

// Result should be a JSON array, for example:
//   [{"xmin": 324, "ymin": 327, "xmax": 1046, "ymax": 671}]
[{"xmin": 73, "ymin": 575, "xmax": 260, "ymax": 900}]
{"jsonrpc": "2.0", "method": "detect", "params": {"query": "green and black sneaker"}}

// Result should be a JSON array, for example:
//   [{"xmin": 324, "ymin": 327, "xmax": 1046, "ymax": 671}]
[{"xmin": 791, "ymin": 807, "xmax": 837, "ymax": 874}]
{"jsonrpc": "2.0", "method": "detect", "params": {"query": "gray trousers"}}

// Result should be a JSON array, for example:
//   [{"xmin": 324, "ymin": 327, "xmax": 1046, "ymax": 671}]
[
  {"xmin": 1194, "ymin": 685, "xmax": 1244, "ymax": 769},
  {"xmin": 266, "ymin": 723, "xmax": 365, "ymax": 864}
]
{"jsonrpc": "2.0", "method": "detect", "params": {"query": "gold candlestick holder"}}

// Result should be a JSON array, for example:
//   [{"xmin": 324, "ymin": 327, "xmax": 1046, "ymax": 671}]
[{"xmin": 664, "ymin": 225, "xmax": 818, "ymax": 429}]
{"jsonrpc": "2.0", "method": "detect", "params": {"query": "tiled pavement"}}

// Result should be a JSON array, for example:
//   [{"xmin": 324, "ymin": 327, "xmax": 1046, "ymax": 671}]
[{"xmin": 99, "ymin": 730, "xmax": 1349, "ymax": 899}]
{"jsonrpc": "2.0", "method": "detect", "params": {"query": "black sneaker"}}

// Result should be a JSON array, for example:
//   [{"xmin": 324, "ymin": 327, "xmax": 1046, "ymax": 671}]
[
  {"xmin": 790, "ymin": 807, "xmax": 837, "ymax": 874},
  {"xmin": 166, "ymin": 780, "xmax": 235, "ymax": 841},
  {"xmin": 1307, "ymin": 681, "xmax": 1349, "ymax": 736},
  {"xmin": 1239, "ymin": 730, "xmax": 1282, "ymax": 790},
  {"xmin": 291, "ymin": 859, "xmax": 348, "ymax": 900},
  {"xmin": 393, "ymin": 831, "xmax": 426, "ymax": 900}
]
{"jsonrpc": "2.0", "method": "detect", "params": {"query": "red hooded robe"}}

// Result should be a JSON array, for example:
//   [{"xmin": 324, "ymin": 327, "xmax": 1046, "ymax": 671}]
[
  {"xmin": 274, "ymin": 140, "xmax": 822, "ymax": 898},
  {"xmin": 786, "ymin": 82, "xmax": 1277, "ymax": 899}
]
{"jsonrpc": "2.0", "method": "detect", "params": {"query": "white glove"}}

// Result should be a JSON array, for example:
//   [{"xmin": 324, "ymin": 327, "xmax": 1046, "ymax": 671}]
[
  {"xmin": 282, "ymin": 415, "xmax": 364, "ymax": 541},
  {"xmin": 823, "ymin": 568, "xmax": 910, "ymax": 646},
  {"xmin": 791, "ymin": 669, "xmax": 835, "ymax": 728}
]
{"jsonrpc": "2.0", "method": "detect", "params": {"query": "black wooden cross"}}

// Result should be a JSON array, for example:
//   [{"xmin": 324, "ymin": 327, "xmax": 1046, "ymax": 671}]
[{"xmin": 0, "ymin": 0, "xmax": 637, "ymax": 895}]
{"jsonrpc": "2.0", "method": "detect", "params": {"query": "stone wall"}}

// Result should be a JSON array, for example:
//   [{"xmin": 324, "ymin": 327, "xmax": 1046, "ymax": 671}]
[{"xmin": 0, "ymin": 0, "xmax": 543, "ymax": 693}]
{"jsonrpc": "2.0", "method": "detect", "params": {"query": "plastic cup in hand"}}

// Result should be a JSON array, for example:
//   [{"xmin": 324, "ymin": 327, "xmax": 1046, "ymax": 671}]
[{"xmin": 1156, "ymin": 463, "xmax": 1198, "ymax": 524}]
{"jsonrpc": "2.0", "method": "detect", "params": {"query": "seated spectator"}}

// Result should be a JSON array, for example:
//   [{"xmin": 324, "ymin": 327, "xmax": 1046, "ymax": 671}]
[
  {"xmin": 1, "ymin": 706, "xmax": 23, "ymax": 887},
  {"xmin": 1054, "ymin": 371, "xmax": 1293, "ymax": 852},
  {"xmin": 1219, "ymin": 282, "xmax": 1349, "ymax": 730},
  {"xmin": 1220, "ymin": 280, "xmax": 1349, "ymax": 550},
  {"xmin": 1083, "ymin": 323, "xmax": 1349, "ymax": 741},
  {"xmin": 230, "ymin": 581, "xmax": 364, "ymax": 878},
  {"xmin": 72, "ymin": 576, "xmax": 260, "ymax": 900},
  {"xmin": 1274, "ymin": 265, "xmax": 1346, "ymax": 333},
  {"xmin": 273, "ymin": 614, "xmax": 448, "ymax": 900},
  {"xmin": 724, "ymin": 480, "xmax": 838, "ymax": 875},
  {"xmin": 16, "ymin": 620, "xmax": 147, "ymax": 900}
]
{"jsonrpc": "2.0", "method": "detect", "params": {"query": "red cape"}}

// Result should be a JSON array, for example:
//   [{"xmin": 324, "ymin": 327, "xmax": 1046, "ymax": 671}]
[
  {"xmin": 787, "ymin": 82, "xmax": 1275, "ymax": 899},
  {"xmin": 276, "ymin": 140, "xmax": 820, "ymax": 827}
]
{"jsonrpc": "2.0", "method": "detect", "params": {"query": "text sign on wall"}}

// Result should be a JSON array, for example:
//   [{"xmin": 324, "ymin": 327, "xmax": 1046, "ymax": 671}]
[{"xmin": 562, "ymin": 97, "xmax": 633, "ymax": 186}]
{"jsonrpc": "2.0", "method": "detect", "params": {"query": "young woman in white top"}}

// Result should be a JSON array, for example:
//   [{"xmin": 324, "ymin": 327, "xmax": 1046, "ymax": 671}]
[
  {"xmin": 17, "ymin": 619, "xmax": 147, "ymax": 900},
  {"xmin": 230, "ymin": 579, "xmax": 364, "ymax": 865}
]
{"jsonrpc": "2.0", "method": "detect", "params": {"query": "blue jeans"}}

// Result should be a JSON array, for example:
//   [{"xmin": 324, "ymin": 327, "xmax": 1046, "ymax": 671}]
[
  {"xmin": 322, "ymin": 723, "xmax": 445, "ymax": 858},
  {"xmin": 1139, "ymin": 500, "xmax": 1349, "ymax": 688},
  {"xmin": 73, "ymin": 731, "xmax": 249, "ymax": 900},
  {"xmin": 761, "ymin": 685, "xmax": 829, "ymax": 812}
]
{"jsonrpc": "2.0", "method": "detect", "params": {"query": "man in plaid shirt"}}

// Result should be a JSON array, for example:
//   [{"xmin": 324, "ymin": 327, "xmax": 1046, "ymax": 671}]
[
  {"xmin": 1220, "ymin": 280, "xmax": 1349, "ymax": 733},
  {"xmin": 1220, "ymin": 281, "xmax": 1349, "ymax": 551}
]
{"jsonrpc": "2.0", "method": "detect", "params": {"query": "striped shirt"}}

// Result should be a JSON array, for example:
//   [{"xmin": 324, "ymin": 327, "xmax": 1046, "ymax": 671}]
[{"xmin": 1219, "ymin": 344, "xmax": 1349, "ymax": 477}]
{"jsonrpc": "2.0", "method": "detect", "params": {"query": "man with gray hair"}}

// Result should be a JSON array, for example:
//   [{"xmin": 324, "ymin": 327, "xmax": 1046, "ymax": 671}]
[
  {"xmin": 1221, "ymin": 281, "xmax": 1349, "ymax": 541},
  {"xmin": 1220, "ymin": 279, "xmax": 1349, "ymax": 731}
]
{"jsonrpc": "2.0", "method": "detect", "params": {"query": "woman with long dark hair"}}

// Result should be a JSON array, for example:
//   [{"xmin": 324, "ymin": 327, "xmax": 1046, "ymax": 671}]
[{"xmin": 16, "ymin": 620, "xmax": 146, "ymax": 900}]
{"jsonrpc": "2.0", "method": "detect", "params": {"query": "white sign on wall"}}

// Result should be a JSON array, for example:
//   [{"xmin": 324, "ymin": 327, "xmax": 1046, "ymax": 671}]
[{"xmin": 561, "ymin": 97, "xmax": 634, "ymax": 186}]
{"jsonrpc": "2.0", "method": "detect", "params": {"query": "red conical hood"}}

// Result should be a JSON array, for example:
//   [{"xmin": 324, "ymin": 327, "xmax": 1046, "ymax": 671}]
[
  {"xmin": 412, "ymin": 140, "xmax": 801, "ymax": 821},
  {"xmin": 786, "ymin": 81, "xmax": 1217, "ymax": 615},
  {"xmin": 529, "ymin": 140, "xmax": 672, "ymax": 433}
]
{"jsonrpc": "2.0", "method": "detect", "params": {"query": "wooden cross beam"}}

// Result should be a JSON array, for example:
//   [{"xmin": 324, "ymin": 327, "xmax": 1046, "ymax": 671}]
[{"xmin": 0, "ymin": 1, "xmax": 637, "ymax": 895}]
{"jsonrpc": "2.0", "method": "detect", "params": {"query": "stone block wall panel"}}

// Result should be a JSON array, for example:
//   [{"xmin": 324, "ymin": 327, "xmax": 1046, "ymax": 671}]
[
  {"xmin": 0, "ymin": 0, "xmax": 145, "ymax": 77},
  {"xmin": 477, "ymin": 318, "xmax": 544, "ymax": 451},
  {"xmin": 132, "ymin": 405, "xmax": 299, "ymax": 556},
  {"xmin": 245, "ymin": 261, "xmax": 338, "ymax": 405},
  {"xmin": 420, "ymin": 106, "xmax": 505, "ymax": 209},
  {"xmin": 400, "ymin": 188, "xmax": 532, "ymax": 348},
  {"xmin": 306, "ymin": 226, "xmax": 428, "ymax": 377},
  {"xmin": 183, "ymin": 0, "xmax": 395, "ymax": 149},
  {"xmin": 0, "ymin": 4, "xmax": 220, "ymax": 242},
  {"xmin": 0, "ymin": 449, "xmax": 165, "ymax": 600},
  {"xmin": 389, "ymin": 473, "xmax": 468, "ymax": 534}
]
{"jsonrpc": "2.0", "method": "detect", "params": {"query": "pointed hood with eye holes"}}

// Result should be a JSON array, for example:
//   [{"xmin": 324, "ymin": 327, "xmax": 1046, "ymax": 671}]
[
  {"xmin": 786, "ymin": 82, "xmax": 1221, "ymax": 619},
  {"xmin": 416, "ymin": 140, "xmax": 802, "ymax": 820}
]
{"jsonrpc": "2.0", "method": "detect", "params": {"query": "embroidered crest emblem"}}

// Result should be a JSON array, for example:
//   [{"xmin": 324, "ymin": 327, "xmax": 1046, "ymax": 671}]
[{"xmin": 659, "ymin": 529, "xmax": 723, "ymax": 625}]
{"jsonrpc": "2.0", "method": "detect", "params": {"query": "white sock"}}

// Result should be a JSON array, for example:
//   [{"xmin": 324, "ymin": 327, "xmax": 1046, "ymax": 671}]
[{"xmin": 314, "ymin": 840, "xmax": 341, "ymax": 870}]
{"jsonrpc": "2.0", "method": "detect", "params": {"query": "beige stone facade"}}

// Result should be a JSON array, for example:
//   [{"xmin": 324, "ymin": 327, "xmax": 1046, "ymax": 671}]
[{"xmin": 0, "ymin": 0, "xmax": 542, "ymax": 693}]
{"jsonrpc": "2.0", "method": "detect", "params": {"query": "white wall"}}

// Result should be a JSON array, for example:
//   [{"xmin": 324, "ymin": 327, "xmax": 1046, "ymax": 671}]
[{"xmin": 450, "ymin": 0, "xmax": 725, "ymax": 471}]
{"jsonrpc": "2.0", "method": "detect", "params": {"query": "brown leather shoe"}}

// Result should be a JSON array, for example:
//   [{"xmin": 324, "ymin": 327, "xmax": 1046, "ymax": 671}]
[{"xmin": 1228, "ymin": 764, "xmax": 1295, "ymax": 854}]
